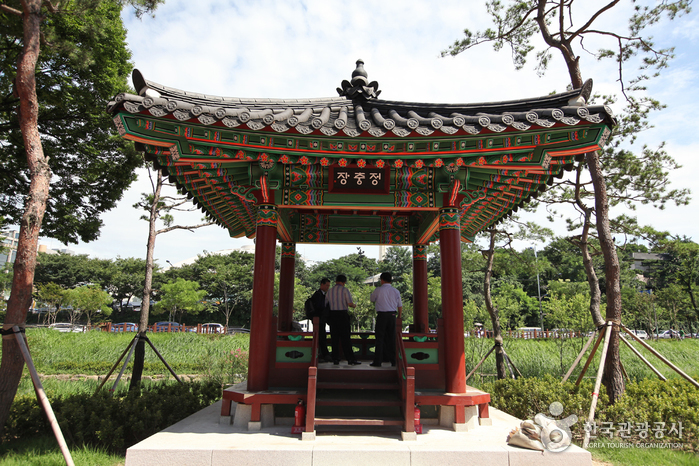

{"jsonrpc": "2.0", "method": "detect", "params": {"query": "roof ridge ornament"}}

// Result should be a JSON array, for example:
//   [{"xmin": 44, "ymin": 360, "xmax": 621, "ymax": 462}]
[{"xmin": 337, "ymin": 59, "xmax": 381, "ymax": 100}]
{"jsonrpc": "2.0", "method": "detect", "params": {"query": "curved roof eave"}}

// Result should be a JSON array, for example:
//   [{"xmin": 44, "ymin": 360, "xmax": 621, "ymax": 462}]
[{"xmin": 107, "ymin": 67, "xmax": 614, "ymax": 139}]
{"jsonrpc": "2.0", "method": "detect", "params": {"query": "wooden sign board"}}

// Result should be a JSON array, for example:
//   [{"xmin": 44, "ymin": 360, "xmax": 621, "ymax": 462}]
[{"xmin": 328, "ymin": 166, "xmax": 390, "ymax": 194}]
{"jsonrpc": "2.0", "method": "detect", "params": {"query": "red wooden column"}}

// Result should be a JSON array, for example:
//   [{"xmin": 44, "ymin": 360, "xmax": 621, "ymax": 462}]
[
  {"xmin": 247, "ymin": 204, "xmax": 277, "ymax": 391},
  {"xmin": 412, "ymin": 244, "xmax": 428, "ymax": 333},
  {"xmin": 439, "ymin": 207, "xmax": 466, "ymax": 393},
  {"xmin": 278, "ymin": 242, "xmax": 296, "ymax": 331}
]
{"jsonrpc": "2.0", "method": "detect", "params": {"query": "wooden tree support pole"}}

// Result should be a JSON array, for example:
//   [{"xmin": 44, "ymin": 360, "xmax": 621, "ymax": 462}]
[
  {"xmin": 575, "ymin": 327, "xmax": 606, "ymax": 387},
  {"xmin": 620, "ymin": 359, "xmax": 629, "ymax": 382},
  {"xmin": 618, "ymin": 334, "xmax": 666, "ymax": 381},
  {"xmin": 583, "ymin": 321, "xmax": 612, "ymax": 449},
  {"xmin": 502, "ymin": 349, "xmax": 523, "ymax": 378},
  {"xmin": 13, "ymin": 327, "xmax": 75, "ymax": 466},
  {"xmin": 95, "ymin": 335, "xmax": 137, "ymax": 394},
  {"xmin": 563, "ymin": 329, "xmax": 598, "ymax": 383},
  {"xmin": 465, "ymin": 345, "xmax": 495, "ymax": 383},
  {"xmin": 620, "ymin": 324, "xmax": 699, "ymax": 389},
  {"xmin": 111, "ymin": 335, "xmax": 139, "ymax": 392},
  {"xmin": 143, "ymin": 336, "xmax": 183, "ymax": 383}
]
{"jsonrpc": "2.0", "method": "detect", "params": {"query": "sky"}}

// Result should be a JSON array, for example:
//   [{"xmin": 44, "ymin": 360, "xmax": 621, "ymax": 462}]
[{"xmin": 38, "ymin": 0, "xmax": 699, "ymax": 266}]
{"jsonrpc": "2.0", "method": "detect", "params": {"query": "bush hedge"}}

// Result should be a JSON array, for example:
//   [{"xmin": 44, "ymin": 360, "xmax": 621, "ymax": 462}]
[
  {"xmin": 483, "ymin": 375, "xmax": 698, "ymax": 452},
  {"xmin": 2, "ymin": 380, "xmax": 221, "ymax": 454}
]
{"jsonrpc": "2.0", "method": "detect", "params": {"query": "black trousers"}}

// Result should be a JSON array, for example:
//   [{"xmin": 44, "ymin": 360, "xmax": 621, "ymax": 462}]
[
  {"xmin": 373, "ymin": 312, "xmax": 396, "ymax": 364},
  {"xmin": 318, "ymin": 311, "xmax": 330, "ymax": 358},
  {"xmin": 328, "ymin": 310, "xmax": 355, "ymax": 362}
]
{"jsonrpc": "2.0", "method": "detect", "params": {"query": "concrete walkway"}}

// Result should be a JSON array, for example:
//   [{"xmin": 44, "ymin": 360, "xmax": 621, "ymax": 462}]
[{"xmin": 125, "ymin": 401, "xmax": 592, "ymax": 466}]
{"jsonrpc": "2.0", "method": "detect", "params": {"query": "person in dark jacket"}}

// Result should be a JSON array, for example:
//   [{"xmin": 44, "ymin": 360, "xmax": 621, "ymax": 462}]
[{"xmin": 310, "ymin": 278, "xmax": 332, "ymax": 361}]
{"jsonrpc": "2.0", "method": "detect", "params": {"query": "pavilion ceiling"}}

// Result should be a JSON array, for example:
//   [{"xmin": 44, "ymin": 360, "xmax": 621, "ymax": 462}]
[{"xmin": 107, "ymin": 61, "xmax": 614, "ymax": 246}]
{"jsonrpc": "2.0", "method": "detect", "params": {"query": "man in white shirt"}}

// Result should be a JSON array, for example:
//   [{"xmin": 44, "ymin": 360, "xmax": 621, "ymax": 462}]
[{"xmin": 370, "ymin": 272, "xmax": 403, "ymax": 367}]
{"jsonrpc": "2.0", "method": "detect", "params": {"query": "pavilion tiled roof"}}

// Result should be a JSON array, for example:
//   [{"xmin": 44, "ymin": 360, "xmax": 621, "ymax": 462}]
[
  {"xmin": 106, "ymin": 60, "xmax": 615, "ymax": 244},
  {"xmin": 108, "ymin": 60, "xmax": 613, "ymax": 140}
]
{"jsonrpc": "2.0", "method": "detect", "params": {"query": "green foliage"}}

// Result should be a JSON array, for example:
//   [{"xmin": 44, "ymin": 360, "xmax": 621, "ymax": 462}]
[
  {"xmin": 24, "ymin": 329, "xmax": 250, "ymax": 376},
  {"xmin": 464, "ymin": 336, "xmax": 699, "ymax": 385},
  {"xmin": 492, "ymin": 283, "xmax": 538, "ymax": 329},
  {"xmin": 180, "ymin": 251, "xmax": 255, "ymax": 327},
  {"xmin": 306, "ymin": 252, "xmax": 377, "ymax": 288},
  {"xmin": 154, "ymin": 278, "xmax": 207, "ymax": 322},
  {"xmin": 2, "ymin": 380, "xmax": 221, "ymax": 454},
  {"xmin": 378, "ymin": 246, "xmax": 412, "ymax": 295},
  {"xmin": 34, "ymin": 252, "xmax": 104, "ymax": 289},
  {"xmin": 0, "ymin": 0, "xmax": 153, "ymax": 243},
  {"xmin": 483, "ymin": 376, "xmax": 698, "ymax": 451},
  {"xmin": 65, "ymin": 285, "xmax": 113, "ymax": 326}
]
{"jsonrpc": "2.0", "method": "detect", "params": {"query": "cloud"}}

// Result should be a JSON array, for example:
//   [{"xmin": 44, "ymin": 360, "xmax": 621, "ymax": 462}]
[{"xmin": 64, "ymin": 1, "xmax": 698, "ymax": 263}]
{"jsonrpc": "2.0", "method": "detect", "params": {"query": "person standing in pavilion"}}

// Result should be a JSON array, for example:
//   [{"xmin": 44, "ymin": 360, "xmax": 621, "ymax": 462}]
[
  {"xmin": 326, "ymin": 274, "xmax": 361, "ymax": 365},
  {"xmin": 310, "ymin": 277, "xmax": 332, "ymax": 362},
  {"xmin": 370, "ymin": 272, "xmax": 403, "ymax": 367}
]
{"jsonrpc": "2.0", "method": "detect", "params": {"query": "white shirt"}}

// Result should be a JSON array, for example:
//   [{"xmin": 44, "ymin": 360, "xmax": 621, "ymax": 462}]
[{"xmin": 370, "ymin": 283, "xmax": 402, "ymax": 313}]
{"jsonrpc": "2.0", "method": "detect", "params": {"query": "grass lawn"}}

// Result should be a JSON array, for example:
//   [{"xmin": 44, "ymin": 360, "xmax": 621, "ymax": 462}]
[
  {"xmin": 2, "ymin": 329, "xmax": 697, "ymax": 465},
  {"xmin": 0, "ymin": 436, "xmax": 122, "ymax": 466},
  {"xmin": 588, "ymin": 440, "xmax": 699, "ymax": 465}
]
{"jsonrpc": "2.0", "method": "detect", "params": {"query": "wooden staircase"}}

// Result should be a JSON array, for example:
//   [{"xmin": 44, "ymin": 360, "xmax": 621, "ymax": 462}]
[
  {"xmin": 304, "ymin": 318, "xmax": 416, "ymax": 438},
  {"xmin": 313, "ymin": 366, "xmax": 404, "ymax": 428}
]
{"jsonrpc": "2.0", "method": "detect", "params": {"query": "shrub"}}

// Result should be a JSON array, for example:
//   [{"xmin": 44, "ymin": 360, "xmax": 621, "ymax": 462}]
[
  {"xmin": 2, "ymin": 380, "xmax": 221, "ymax": 454},
  {"xmin": 482, "ymin": 376, "xmax": 697, "ymax": 451}
]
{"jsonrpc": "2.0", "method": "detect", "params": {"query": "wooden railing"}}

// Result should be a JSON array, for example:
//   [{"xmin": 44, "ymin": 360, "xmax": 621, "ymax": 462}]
[
  {"xmin": 395, "ymin": 317, "xmax": 415, "ymax": 434},
  {"xmin": 471, "ymin": 329, "xmax": 586, "ymax": 339}
]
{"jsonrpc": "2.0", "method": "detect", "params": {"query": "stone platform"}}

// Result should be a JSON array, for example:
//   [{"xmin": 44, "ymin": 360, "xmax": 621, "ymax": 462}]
[{"xmin": 125, "ymin": 400, "xmax": 592, "ymax": 466}]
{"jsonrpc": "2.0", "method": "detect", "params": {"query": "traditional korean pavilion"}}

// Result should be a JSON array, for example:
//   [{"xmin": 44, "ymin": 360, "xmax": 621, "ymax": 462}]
[{"xmin": 107, "ymin": 60, "xmax": 614, "ymax": 437}]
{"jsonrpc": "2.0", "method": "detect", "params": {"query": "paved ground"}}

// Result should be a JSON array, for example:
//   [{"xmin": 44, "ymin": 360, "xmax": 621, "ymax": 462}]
[{"xmin": 125, "ymin": 401, "xmax": 592, "ymax": 466}]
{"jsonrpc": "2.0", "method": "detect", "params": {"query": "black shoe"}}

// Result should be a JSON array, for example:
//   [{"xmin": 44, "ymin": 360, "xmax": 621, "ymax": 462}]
[
  {"xmin": 333, "ymin": 360, "xmax": 340, "ymax": 365},
  {"xmin": 370, "ymin": 362, "xmax": 382, "ymax": 367},
  {"xmin": 349, "ymin": 360, "xmax": 362, "ymax": 365}
]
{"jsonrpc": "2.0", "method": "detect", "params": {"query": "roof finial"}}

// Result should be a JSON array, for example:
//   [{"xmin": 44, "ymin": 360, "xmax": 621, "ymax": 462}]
[
  {"xmin": 351, "ymin": 59, "xmax": 368, "ymax": 85},
  {"xmin": 337, "ymin": 59, "xmax": 381, "ymax": 100}
]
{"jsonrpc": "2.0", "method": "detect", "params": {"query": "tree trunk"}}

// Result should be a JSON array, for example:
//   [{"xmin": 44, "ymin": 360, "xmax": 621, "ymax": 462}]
[
  {"xmin": 0, "ymin": 0, "xmax": 51, "ymax": 431},
  {"xmin": 483, "ymin": 230, "xmax": 507, "ymax": 379},
  {"xmin": 587, "ymin": 150, "xmax": 625, "ymax": 403},
  {"xmin": 569, "ymin": 205, "xmax": 605, "ymax": 328},
  {"xmin": 129, "ymin": 170, "xmax": 163, "ymax": 391},
  {"xmin": 538, "ymin": 0, "xmax": 625, "ymax": 401}
]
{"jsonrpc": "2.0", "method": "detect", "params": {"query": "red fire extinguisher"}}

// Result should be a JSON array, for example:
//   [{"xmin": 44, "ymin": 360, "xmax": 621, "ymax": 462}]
[
  {"xmin": 292, "ymin": 399, "xmax": 305, "ymax": 433},
  {"xmin": 414, "ymin": 403, "xmax": 422, "ymax": 434}
]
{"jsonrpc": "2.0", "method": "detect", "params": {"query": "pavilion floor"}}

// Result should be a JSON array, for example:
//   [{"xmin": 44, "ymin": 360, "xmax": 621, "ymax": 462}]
[{"xmin": 124, "ymin": 399, "xmax": 592, "ymax": 466}]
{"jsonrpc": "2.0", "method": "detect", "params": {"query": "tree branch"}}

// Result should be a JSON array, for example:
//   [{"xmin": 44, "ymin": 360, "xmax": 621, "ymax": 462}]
[
  {"xmin": 569, "ymin": 0, "xmax": 620, "ymax": 43},
  {"xmin": 156, "ymin": 221, "xmax": 215, "ymax": 236},
  {"xmin": 0, "ymin": 3, "xmax": 22, "ymax": 15}
]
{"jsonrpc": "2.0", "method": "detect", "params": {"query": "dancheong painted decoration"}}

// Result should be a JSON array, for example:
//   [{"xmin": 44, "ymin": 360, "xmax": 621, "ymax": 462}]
[{"xmin": 107, "ymin": 60, "xmax": 614, "ymax": 245}]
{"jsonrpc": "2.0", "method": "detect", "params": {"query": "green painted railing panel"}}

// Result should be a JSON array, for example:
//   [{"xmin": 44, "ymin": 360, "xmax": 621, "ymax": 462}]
[{"xmin": 276, "ymin": 346, "xmax": 311, "ymax": 363}]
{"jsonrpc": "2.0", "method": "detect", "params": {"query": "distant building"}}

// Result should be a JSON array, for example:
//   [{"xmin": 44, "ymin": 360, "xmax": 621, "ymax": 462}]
[
  {"xmin": 0, "ymin": 230, "xmax": 75, "ymax": 269},
  {"xmin": 0, "ymin": 230, "xmax": 19, "ymax": 269},
  {"xmin": 630, "ymin": 252, "xmax": 671, "ymax": 273}
]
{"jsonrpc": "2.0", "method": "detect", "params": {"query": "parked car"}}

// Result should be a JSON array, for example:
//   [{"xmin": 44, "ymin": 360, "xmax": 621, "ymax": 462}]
[
  {"xmin": 48, "ymin": 323, "xmax": 84, "ymax": 333},
  {"xmin": 110, "ymin": 322, "xmax": 137, "ymax": 333},
  {"xmin": 227, "ymin": 327, "xmax": 250, "ymax": 335},
  {"xmin": 630, "ymin": 330, "xmax": 648, "ymax": 340},
  {"xmin": 201, "ymin": 323, "xmax": 224, "ymax": 334},
  {"xmin": 656, "ymin": 330, "xmax": 681, "ymax": 339},
  {"xmin": 153, "ymin": 321, "xmax": 182, "ymax": 332}
]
